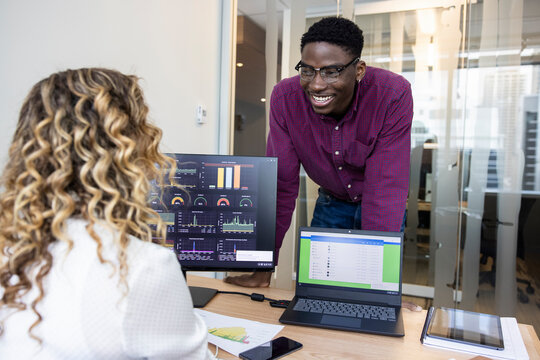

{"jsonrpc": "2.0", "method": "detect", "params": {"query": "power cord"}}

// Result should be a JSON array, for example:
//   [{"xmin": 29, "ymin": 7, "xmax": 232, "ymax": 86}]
[
  {"xmin": 216, "ymin": 290, "xmax": 290, "ymax": 308},
  {"xmin": 210, "ymin": 344, "xmax": 224, "ymax": 360}
]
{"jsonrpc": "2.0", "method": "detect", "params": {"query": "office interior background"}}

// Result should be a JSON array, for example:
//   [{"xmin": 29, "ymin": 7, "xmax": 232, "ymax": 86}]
[{"xmin": 1, "ymin": 0, "xmax": 540, "ymax": 335}]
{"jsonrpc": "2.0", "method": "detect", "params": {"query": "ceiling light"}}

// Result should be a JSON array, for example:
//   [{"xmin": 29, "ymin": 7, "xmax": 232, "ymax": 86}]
[
  {"xmin": 260, "ymin": 98, "xmax": 266, "ymax": 103},
  {"xmin": 236, "ymin": 62, "xmax": 244, "ymax": 68}
]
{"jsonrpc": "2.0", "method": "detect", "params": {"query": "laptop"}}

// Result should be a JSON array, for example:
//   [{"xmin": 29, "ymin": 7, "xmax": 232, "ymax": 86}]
[{"xmin": 279, "ymin": 227, "xmax": 405, "ymax": 337}]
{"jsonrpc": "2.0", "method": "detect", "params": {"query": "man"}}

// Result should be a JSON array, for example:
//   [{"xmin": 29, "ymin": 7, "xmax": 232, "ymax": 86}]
[{"xmin": 225, "ymin": 17, "xmax": 413, "ymax": 291}]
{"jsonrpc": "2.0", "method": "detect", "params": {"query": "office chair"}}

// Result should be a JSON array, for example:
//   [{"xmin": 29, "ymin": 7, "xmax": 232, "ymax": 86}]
[{"xmin": 479, "ymin": 191, "xmax": 535, "ymax": 303}]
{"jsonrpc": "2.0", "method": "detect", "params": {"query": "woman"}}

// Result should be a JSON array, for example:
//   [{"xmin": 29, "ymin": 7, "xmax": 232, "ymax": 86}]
[{"xmin": 0, "ymin": 68, "xmax": 211, "ymax": 359}]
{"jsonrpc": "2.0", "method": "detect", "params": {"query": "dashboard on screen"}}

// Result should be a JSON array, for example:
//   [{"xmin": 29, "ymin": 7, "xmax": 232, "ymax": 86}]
[{"xmin": 149, "ymin": 154, "xmax": 277, "ymax": 271}]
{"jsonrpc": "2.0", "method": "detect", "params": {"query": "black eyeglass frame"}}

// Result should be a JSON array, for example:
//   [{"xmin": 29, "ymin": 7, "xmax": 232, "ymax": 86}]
[{"xmin": 294, "ymin": 57, "xmax": 360, "ymax": 83}]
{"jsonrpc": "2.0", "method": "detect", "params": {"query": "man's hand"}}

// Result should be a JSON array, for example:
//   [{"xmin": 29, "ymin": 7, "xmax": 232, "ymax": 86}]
[
  {"xmin": 224, "ymin": 272, "xmax": 272, "ymax": 288},
  {"xmin": 402, "ymin": 301, "xmax": 422, "ymax": 311}
]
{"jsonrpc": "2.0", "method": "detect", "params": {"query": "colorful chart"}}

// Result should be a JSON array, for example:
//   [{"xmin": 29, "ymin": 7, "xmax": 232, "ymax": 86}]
[
  {"xmin": 222, "ymin": 216, "xmax": 254, "ymax": 233},
  {"xmin": 208, "ymin": 327, "xmax": 250, "ymax": 344},
  {"xmin": 187, "ymin": 214, "xmax": 214, "ymax": 228},
  {"xmin": 176, "ymin": 167, "xmax": 197, "ymax": 175},
  {"xmin": 204, "ymin": 162, "xmax": 256, "ymax": 190}
]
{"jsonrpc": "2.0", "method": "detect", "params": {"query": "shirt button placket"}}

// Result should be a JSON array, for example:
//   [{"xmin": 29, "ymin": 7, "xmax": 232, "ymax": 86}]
[
  {"xmin": 333, "ymin": 125, "xmax": 342, "ymax": 162},
  {"xmin": 333, "ymin": 124, "xmax": 345, "ymax": 189}
]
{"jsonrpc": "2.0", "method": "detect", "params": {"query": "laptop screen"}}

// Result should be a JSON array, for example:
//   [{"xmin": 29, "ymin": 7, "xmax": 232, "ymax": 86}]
[{"xmin": 297, "ymin": 228, "xmax": 403, "ymax": 295}]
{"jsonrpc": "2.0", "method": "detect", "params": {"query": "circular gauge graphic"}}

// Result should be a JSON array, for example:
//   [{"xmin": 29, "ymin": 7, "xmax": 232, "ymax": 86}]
[
  {"xmin": 239, "ymin": 198, "xmax": 253, "ymax": 207},
  {"xmin": 217, "ymin": 198, "xmax": 230, "ymax": 206},
  {"xmin": 194, "ymin": 196, "xmax": 208, "ymax": 206},
  {"xmin": 171, "ymin": 196, "xmax": 185, "ymax": 205}
]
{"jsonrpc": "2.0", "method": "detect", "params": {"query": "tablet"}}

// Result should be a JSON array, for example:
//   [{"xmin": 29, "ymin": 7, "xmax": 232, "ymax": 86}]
[{"xmin": 426, "ymin": 307, "xmax": 504, "ymax": 350}]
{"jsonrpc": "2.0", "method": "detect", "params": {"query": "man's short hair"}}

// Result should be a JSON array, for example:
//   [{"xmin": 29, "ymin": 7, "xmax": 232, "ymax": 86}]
[{"xmin": 301, "ymin": 17, "xmax": 364, "ymax": 58}]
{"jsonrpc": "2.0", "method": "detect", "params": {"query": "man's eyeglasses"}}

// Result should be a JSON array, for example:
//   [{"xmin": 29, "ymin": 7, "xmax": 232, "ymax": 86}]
[{"xmin": 295, "ymin": 57, "xmax": 360, "ymax": 83}]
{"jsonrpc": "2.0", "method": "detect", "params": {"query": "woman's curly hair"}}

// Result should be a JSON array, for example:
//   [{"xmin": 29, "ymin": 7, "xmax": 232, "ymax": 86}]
[{"xmin": 0, "ymin": 68, "xmax": 176, "ymax": 342}]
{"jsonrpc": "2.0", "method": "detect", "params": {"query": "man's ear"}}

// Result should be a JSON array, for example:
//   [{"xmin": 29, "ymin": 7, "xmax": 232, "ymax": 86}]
[{"xmin": 356, "ymin": 60, "xmax": 367, "ymax": 82}]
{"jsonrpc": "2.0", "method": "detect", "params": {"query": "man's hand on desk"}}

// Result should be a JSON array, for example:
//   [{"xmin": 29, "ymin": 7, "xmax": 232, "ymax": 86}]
[
  {"xmin": 402, "ymin": 301, "xmax": 423, "ymax": 311},
  {"xmin": 224, "ymin": 271, "xmax": 272, "ymax": 288}
]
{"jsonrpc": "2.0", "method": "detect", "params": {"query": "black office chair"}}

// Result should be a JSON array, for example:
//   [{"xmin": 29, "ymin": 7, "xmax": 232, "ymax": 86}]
[
  {"xmin": 478, "ymin": 149, "xmax": 535, "ymax": 302},
  {"xmin": 479, "ymin": 192, "xmax": 535, "ymax": 303}
]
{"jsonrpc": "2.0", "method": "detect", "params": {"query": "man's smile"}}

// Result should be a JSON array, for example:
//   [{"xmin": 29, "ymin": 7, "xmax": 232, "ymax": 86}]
[{"xmin": 310, "ymin": 94, "xmax": 334, "ymax": 107}]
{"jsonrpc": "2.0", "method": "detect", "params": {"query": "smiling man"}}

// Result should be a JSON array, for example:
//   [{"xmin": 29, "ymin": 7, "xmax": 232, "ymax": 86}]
[{"xmin": 225, "ymin": 17, "xmax": 413, "ymax": 289}]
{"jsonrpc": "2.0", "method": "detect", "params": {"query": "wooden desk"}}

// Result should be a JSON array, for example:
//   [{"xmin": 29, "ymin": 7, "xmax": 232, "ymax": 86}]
[{"xmin": 187, "ymin": 275, "xmax": 540, "ymax": 360}]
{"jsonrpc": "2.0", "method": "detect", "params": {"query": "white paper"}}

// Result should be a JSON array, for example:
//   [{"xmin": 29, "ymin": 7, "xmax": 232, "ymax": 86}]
[
  {"xmin": 423, "ymin": 317, "xmax": 529, "ymax": 360},
  {"xmin": 195, "ymin": 309, "xmax": 284, "ymax": 357}
]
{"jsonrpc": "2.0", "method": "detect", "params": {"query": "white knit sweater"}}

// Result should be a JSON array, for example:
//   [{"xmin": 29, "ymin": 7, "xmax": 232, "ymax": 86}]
[{"xmin": 0, "ymin": 218, "xmax": 211, "ymax": 359}]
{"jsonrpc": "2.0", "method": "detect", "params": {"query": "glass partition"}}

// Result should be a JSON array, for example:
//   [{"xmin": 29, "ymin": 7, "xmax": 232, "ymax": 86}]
[{"xmin": 233, "ymin": 0, "xmax": 540, "ymax": 334}]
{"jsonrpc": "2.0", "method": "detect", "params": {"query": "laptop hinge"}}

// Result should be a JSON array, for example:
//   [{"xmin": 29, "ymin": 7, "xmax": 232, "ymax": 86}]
[{"xmin": 301, "ymin": 295, "xmax": 398, "ymax": 308}]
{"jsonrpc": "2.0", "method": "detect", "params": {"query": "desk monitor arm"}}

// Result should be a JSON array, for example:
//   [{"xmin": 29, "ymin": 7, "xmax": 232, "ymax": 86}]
[{"xmin": 183, "ymin": 269, "xmax": 218, "ymax": 308}]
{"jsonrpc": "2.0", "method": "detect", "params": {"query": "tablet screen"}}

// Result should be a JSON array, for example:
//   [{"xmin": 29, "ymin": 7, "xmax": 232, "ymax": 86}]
[{"xmin": 427, "ymin": 307, "xmax": 504, "ymax": 350}]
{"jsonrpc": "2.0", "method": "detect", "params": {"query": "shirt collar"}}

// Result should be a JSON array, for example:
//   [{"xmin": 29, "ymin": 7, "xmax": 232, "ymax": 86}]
[{"xmin": 351, "ymin": 80, "xmax": 361, "ymax": 114}]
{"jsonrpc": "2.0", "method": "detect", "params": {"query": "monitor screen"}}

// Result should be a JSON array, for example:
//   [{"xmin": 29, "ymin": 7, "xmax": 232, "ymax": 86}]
[
  {"xmin": 149, "ymin": 153, "xmax": 277, "ymax": 272},
  {"xmin": 297, "ymin": 228, "xmax": 403, "ymax": 295}
]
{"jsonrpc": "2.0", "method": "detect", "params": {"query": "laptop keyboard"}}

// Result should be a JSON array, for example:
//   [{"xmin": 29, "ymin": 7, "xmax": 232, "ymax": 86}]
[{"xmin": 293, "ymin": 298, "xmax": 396, "ymax": 321}]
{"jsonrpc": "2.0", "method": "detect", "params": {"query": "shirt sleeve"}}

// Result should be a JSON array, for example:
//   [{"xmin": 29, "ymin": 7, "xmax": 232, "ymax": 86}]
[
  {"xmin": 361, "ymin": 82, "xmax": 413, "ymax": 232},
  {"xmin": 122, "ymin": 247, "xmax": 211, "ymax": 360},
  {"xmin": 266, "ymin": 86, "xmax": 301, "ymax": 262}
]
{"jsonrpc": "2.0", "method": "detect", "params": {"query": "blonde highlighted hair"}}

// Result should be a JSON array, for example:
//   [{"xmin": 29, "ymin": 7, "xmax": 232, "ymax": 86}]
[{"xmin": 0, "ymin": 68, "xmax": 175, "ymax": 341}]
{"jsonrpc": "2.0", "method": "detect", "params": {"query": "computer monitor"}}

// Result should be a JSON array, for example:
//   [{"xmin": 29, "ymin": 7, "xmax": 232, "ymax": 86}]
[{"xmin": 148, "ymin": 153, "xmax": 277, "ymax": 307}]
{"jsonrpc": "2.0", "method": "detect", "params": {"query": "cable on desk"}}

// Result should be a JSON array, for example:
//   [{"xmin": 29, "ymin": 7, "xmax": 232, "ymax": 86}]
[
  {"xmin": 217, "ymin": 290, "xmax": 276, "ymax": 302},
  {"xmin": 210, "ymin": 343, "xmax": 224, "ymax": 360},
  {"xmin": 216, "ymin": 290, "xmax": 290, "ymax": 308}
]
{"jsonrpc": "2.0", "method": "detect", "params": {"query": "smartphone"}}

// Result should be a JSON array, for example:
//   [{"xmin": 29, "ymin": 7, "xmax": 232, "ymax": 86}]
[{"xmin": 239, "ymin": 336, "xmax": 303, "ymax": 360}]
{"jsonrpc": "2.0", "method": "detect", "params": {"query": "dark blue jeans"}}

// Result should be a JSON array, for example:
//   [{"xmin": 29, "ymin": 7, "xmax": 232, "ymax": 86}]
[{"xmin": 310, "ymin": 188, "xmax": 406, "ymax": 231}]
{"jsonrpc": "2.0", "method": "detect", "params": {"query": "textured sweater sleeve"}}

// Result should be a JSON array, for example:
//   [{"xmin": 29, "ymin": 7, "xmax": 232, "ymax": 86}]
[{"xmin": 122, "ymin": 247, "xmax": 211, "ymax": 359}]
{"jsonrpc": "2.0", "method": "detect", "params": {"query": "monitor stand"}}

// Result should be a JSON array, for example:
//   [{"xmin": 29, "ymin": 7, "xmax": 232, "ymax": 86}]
[{"xmin": 183, "ymin": 270, "xmax": 218, "ymax": 308}]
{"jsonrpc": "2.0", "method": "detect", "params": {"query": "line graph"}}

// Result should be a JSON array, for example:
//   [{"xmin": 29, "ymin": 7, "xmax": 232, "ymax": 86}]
[
  {"xmin": 178, "ymin": 210, "xmax": 217, "ymax": 234},
  {"xmin": 218, "ymin": 238, "xmax": 253, "ymax": 260},
  {"xmin": 175, "ymin": 167, "xmax": 197, "ymax": 175},
  {"xmin": 221, "ymin": 215, "xmax": 255, "ymax": 233},
  {"xmin": 176, "ymin": 238, "xmax": 216, "ymax": 261}
]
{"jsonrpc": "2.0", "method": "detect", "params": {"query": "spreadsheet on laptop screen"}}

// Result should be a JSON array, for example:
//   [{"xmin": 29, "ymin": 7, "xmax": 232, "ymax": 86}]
[{"xmin": 298, "ymin": 231, "xmax": 402, "ymax": 294}]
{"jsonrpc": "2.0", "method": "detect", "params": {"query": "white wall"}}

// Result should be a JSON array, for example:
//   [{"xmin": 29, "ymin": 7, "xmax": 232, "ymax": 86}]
[{"xmin": 0, "ymin": 0, "xmax": 224, "ymax": 167}]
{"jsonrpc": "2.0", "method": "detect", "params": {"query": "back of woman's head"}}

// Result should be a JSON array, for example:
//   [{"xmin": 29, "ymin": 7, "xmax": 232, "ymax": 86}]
[{"xmin": 0, "ymin": 68, "xmax": 174, "ymax": 340}]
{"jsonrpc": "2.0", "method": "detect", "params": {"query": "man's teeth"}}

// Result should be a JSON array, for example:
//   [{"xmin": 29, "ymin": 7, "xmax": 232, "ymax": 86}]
[{"xmin": 313, "ymin": 95, "xmax": 332, "ymax": 102}]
